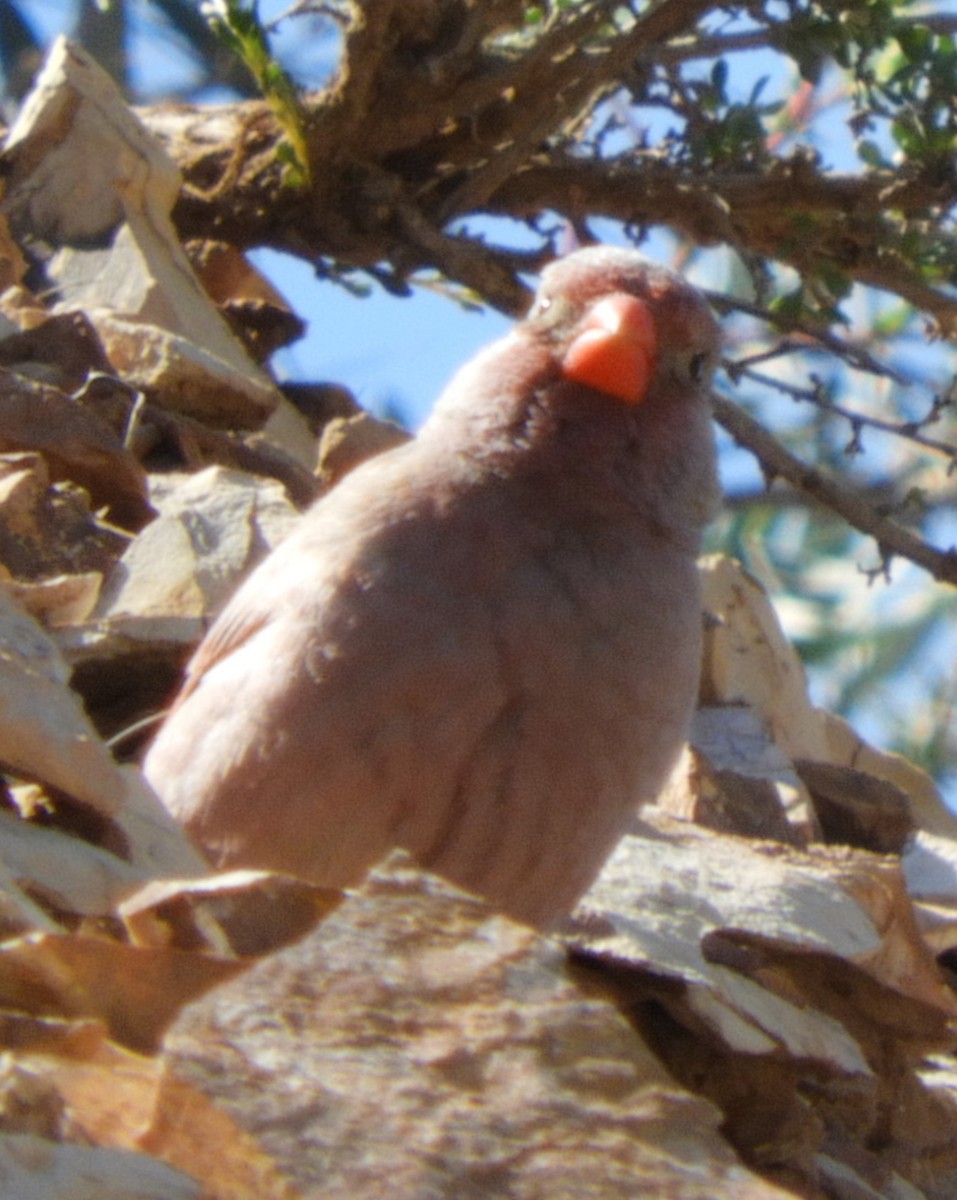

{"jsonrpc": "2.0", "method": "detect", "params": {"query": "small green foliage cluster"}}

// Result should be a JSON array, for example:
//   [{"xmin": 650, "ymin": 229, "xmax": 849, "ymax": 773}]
[
  {"xmin": 683, "ymin": 64, "xmax": 783, "ymax": 171},
  {"xmin": 202, "ymin": 0, "xmax": 312, "ymax": 187}
]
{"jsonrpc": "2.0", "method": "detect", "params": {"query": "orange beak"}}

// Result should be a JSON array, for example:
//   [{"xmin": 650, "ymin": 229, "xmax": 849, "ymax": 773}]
[{"xmin": 561, "ymin": 293, "xmax": 658, "ymax": 404}]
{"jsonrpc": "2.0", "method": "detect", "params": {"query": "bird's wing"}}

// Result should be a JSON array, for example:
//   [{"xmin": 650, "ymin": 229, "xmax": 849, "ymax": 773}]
[
  {"xmin": 171, "ymin": 509, "xmax": 342, "ymax": 707},
  {"xmin": 177, "ymin": 600, "xmax": 271, "ymax": 705},
  {"xmin": 168, "ymin": 444, "xmax": 423, "ymax": 708}
]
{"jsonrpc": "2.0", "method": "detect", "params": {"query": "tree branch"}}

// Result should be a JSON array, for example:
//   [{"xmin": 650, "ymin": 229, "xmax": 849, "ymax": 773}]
[
  {"xmin": 711, "ymin": 393, "xmax": 957, "ymax": 587},
  {"xmin": 141, "ymin": 1, "xmax": 957, "ymax": 338},
  {"xmin": 490, "ymin": 157, "xmax": 957, "ymax": 331}
]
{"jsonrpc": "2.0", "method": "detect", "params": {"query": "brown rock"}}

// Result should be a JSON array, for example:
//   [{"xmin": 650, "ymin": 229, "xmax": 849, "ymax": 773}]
[
  {"xmin": 0, "ymin": 371, "xmax": 153, "ymax": 532},
  {"xmin": 316, "ymin": 411, "xmax": 411, "ymax": 487},
  {"xmin": 568, "ymin": 813, "xmax": 957, "ymax": 1195},
  {"xmin": 796, "ymin": 758, "xmax": 915, "ymax": 855},
  {"xmin": 153, "ymin": 853, "xmax": 793, "ymax": 1199},
  {"xmin": 659, "ymin": 705, "xmax": 814, "ymax": 844}
]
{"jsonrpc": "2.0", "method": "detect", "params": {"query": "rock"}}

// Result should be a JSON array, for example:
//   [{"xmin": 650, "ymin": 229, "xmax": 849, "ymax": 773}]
[{"xmin": 154, "ymin": 852, "xmax": 793, "ymax": 1199}]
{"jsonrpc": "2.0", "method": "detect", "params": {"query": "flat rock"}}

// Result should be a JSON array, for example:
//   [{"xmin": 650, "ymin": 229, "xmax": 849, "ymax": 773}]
[
  {"xmin": 154, "ymin": 852, "xmax": 793, "ymax": 1199},
  {"xmin": 95, "ymin": 466, "xmax": 299, "ymax": 621}
]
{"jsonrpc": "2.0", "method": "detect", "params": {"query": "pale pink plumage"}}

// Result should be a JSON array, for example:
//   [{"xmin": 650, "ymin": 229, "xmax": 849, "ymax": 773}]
[{"xmin": 143, "ymin": 246, "xmax": 721, "ymax": 926}]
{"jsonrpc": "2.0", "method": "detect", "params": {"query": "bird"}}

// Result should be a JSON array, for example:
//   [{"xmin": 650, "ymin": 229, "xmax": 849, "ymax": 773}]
[{"xmin": 142, "ymin": 245, "xmax": 721, "ymax": 927}]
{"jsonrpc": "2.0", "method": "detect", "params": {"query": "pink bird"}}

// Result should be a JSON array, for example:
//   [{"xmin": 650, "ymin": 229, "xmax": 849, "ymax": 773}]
[{"xmin": 143, "ymin": 246, "xmax": 721, "ymax": 926}]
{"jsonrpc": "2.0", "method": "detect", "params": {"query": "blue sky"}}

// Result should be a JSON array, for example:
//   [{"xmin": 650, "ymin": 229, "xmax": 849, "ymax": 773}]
[{"xmin": 254, "ymin": 248, "xmax": 514, "ymax": 428}]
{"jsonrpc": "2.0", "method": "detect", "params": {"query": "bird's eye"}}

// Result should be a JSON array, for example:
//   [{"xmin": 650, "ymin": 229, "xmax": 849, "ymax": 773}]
[
  {"xmin": 688, "ymin": 352, "xmax": 710, "ymax": 383},
  {"xmin": 532, "ymin": 294, "xmax": 552, "ymax": 316}
]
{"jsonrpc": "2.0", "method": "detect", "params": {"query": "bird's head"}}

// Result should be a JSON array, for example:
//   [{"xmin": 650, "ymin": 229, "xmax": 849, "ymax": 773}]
[
  {"xmin": 424, "ymin": 246, "xmax": 722, "ymax": 543},
  {"xmin": 528, "ymin": 245, "xmax": 722, "ymax": 409}
]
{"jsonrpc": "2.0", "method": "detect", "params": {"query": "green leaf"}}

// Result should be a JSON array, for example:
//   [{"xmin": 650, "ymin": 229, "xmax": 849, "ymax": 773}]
[
  {"xmin": 817, "ymin": 262, "xmax": 851, "ymax": 301},
  {"xmin": 891, "ymin": 115, "xmax": 924, "ymax": 155},
  {"xmin": 770, "ymin": 287, "xmax": 806, "ymax": 322},
  {"xmin": 749, "ymin": 74, "xmax": 770, "ymax": 107},
  {"xmin": 857, "ymin": 139, "xmax": 886, "ymax": 167},
  {"xmin": 896, "ymin": 24, "xmax": 932, "ymax": 64}
]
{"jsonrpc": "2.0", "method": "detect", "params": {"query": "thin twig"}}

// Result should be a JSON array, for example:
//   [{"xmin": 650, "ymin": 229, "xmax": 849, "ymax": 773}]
[
  {"xmin": 711, "ymin": 393, "xmax": 957, "ymax": 587},
  {"xmin": 731, "ymin": 364, "xmax": 957, "ymax": 465},
  {"xmin": 711, "ymin": 294, "xmax": 905, "ymax": 382}
]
